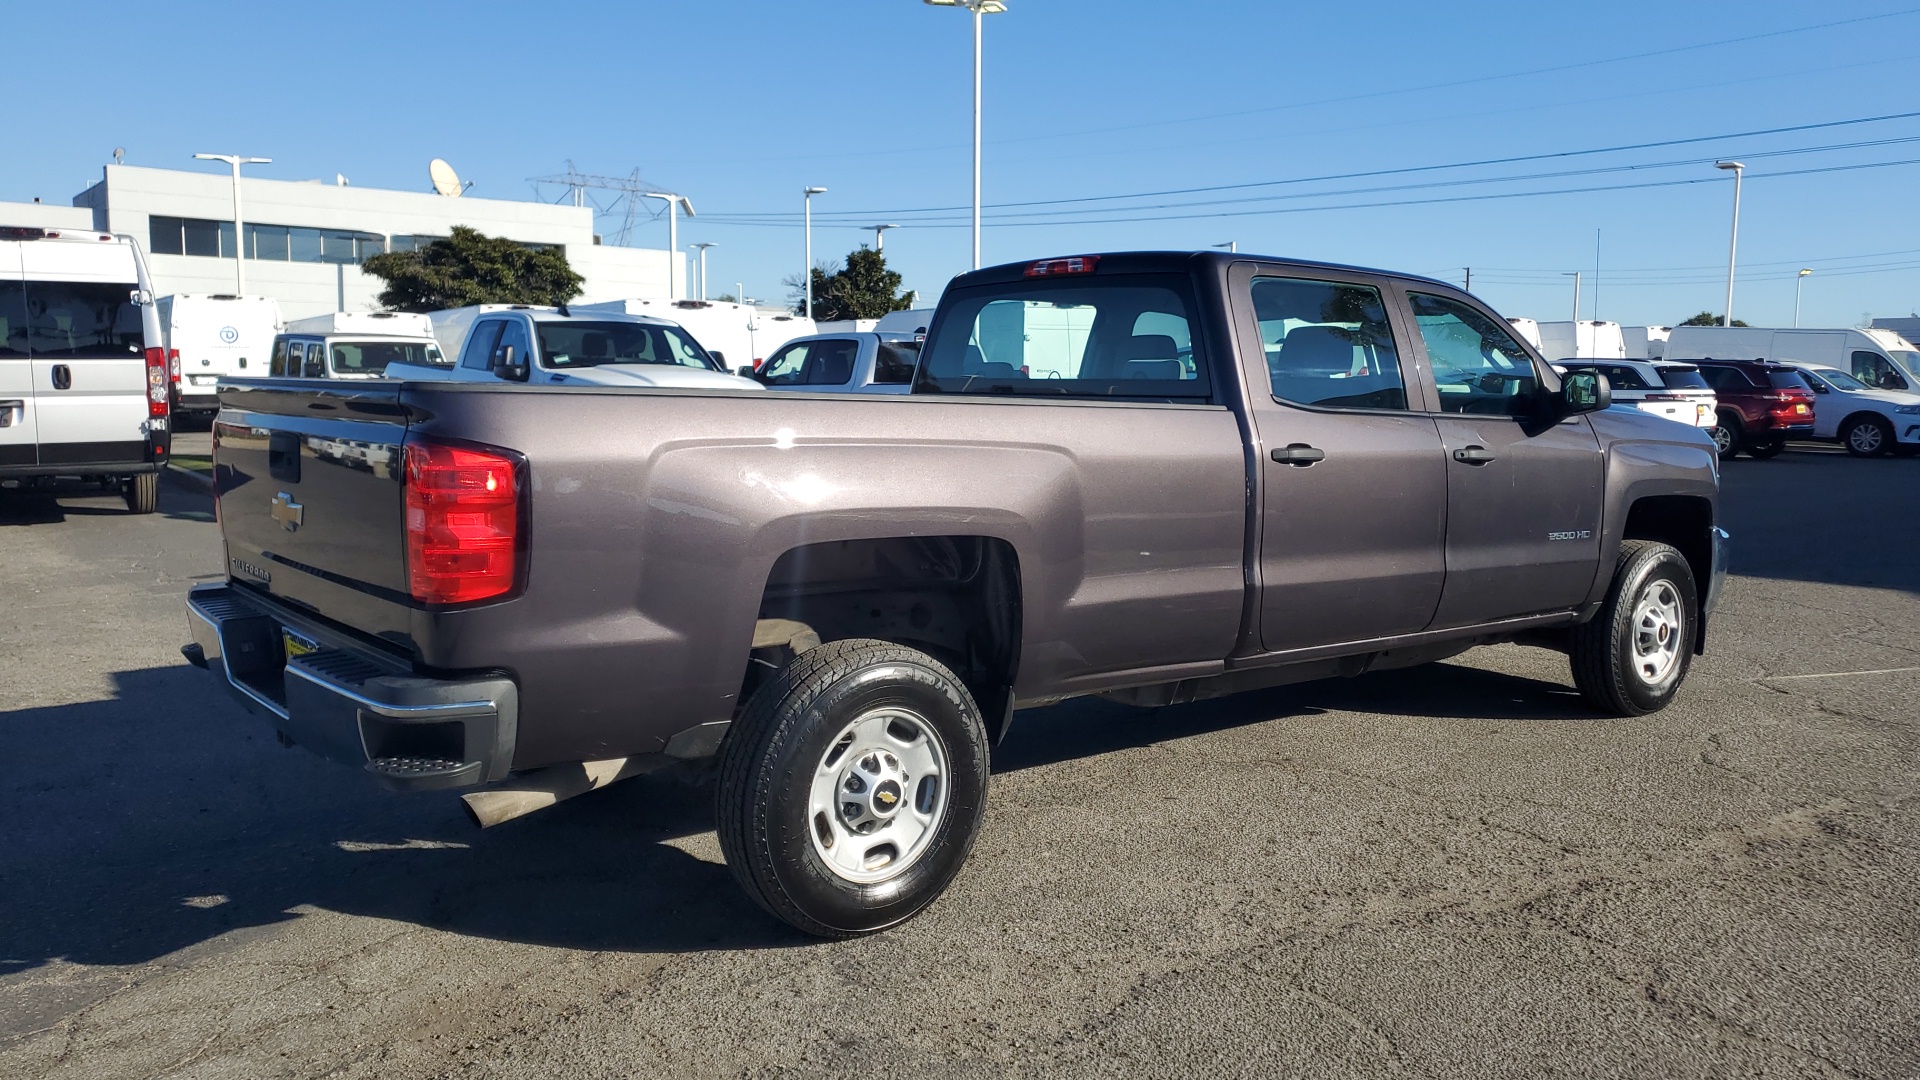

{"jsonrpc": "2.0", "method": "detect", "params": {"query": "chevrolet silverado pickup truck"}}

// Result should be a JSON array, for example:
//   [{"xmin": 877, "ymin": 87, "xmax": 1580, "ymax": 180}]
[{"xmin": 183, "ymin": 251, "xmax": 1726, "ymax": 937}]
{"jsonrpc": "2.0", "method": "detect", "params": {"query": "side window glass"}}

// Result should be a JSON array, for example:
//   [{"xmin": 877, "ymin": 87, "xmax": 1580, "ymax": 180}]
[
  {"xmin": 460, "ymin": 321, "xmax": 505, "ymax": 370},
  {"xmin": 874, "ymin": 341, "xmax": 919, "ymax": 384},
  {"xmin": 495, "ymin": 320, "xmax": 534, "ymax": 369},
  {"xmin": 759, "ymin": 344, "xmax": 808, "ymax": 385},
  {"xmin": 303, "ymin": 343, "xmax": 326, "ymax": 378},
  {"xmin": 1251, "ymin": 277, "xmax": 1406, "ymax": 411},
  {"xmin": 269, "ymin": 338, "xmax": 288, "ymax": 376},
  {"xmin": 1407, "ymin": 293, "xmax": 1538, "ymax": 416},
  {"xmin": 1853, "ymin": 350, "xmax": 1905, "ymax": 390},
  {"xmin": 806, "ymin": 339, "xmax": 860, "ymax": 385}
]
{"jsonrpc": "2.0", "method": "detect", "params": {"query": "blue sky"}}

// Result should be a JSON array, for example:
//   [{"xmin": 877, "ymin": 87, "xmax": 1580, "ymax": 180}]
[{"xmin": 8, "ymin": 1, "xmax": 1918, "ymax": 328}]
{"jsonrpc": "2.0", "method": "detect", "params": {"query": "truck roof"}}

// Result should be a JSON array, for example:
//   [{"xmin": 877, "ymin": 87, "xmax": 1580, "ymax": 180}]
[
  {"xmin": 949, "ymin": 249, "xmax": 1463, "ymax": 293},
  {"xmin": 284, "ymin": 311, "xmax": 436, "ymax": 337}
]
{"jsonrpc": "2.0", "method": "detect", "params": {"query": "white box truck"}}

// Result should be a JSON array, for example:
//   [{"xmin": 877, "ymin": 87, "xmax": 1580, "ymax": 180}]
[
  {"xmin": 1622, "ymin": 325, "xmax": 1671, "ymax": 361},
  {"xmin": 1662, "ymin": 326, "xmax": 1920, "ymax": 393},
  {"xmin": 157, "ymin": 293, "xmax": 283, "ymax": 418},
  {"xmin": 1534, "ymin": 320, "xmax": 1627, "ymax": 361}
]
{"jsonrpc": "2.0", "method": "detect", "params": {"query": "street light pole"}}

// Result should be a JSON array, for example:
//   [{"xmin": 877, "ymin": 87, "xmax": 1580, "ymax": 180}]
[
  {"xmin": 803, "ymin": 187, "xmax": 827, "ymax": 318},
  {"xmin": 925, "ymin": 0, "xmax": 1006, "ymax": 270},
  {"xmin": 1795, "ymin": 268, "xmax": 1812, "ymax": 328},
  {"xmin": 692, "ymin": 242, "xmax": 717, "ymax": 301},
  {"xmin": 641, "ymin": 192, "xmax": 696, "ymax": 300},
  {"xmin": 193, "ymin": 153, "xmax": 271, "ymax": 293},
  {"xmin": 1715, "ymin": 161, "xmax": 1745, "ymax": 327},
  {"xmin": 868, "ymin": 223, "xmax": 899, "ymax": 252}
]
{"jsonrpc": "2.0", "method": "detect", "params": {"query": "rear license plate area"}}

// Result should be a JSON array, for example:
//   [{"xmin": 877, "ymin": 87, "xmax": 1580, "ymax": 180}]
[{"xmin": 282, "ymin": 627, "xmax": 319, "ymax": 662}]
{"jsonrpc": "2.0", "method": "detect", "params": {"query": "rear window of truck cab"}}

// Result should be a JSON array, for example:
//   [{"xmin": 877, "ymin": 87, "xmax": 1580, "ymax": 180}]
[{"xmin": 917, "ymin": 275, "xmax": 1208, "ymax": 400}]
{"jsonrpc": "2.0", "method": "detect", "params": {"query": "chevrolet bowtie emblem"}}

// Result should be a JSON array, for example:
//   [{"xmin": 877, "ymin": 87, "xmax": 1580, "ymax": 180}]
[
  {"xmin": 271, "ymin": 491, "xmax": 304, "ymax": 532},
  {"xmin": 875, "ymin": 789, "xmax": 898, "ymax": 806}
]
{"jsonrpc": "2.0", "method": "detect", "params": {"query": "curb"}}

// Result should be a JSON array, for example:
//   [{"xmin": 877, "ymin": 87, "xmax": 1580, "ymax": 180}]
[{"xmin": 164, "ymin": 463, "xmax": 215, "ymax": 492}]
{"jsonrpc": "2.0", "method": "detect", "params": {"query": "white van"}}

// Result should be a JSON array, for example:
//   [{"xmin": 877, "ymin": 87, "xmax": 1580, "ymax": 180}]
[
  {"xmin": 1662, "ymin": 326, "xmax": 1920, "ymax": 393},
  {"xmin": 0, "ymin": 226, "xmax": 169, "ymax": 512},
  {"xmin": 157, "ymin": 293, "xmax": 283, "ymax": 417},
  {"xmin": 270, "ymin": 311, "xmax": 446, "ymax": 379},
  {"xmin": 572, "ymin": 299, "xmax": 817, "ymax": 374},
  {"xmin": 1534, "ymin": 320, "xmax": 1627, "ymax": 361},
  {"xmin": 1621, "ymin": 325, "xmax": 1671, "ymax": 361},
  {"xmin": 1506, "ymin": 317, "xmax": 1542, "ymax": 350}
]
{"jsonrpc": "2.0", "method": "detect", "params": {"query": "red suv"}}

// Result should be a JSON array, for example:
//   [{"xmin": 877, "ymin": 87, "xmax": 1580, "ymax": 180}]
[{"xmin": 1691, "ymin": 359, "xmax": 1816, "ymax": 459}]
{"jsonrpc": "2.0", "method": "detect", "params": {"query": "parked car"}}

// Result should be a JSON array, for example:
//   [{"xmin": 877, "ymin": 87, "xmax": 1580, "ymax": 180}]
[
  {"xmin": 390, "ymin": 306, "xmax": 760, "ymax": 390},
  {"xmin": 1691, "ymin": 359, "xmax": 1817, "ymax": 459},
  {"xmin": 157, "ymin": 293, "xmax": 283, "ymax": 418},
  {"xmin": 747, "ymin": 332, "xmax": 920, "ymax": 394},
  {"xmin": 1663, "ymin": 325, "xmax": 1920, "ymax": 393},
  {"xmin": 1554, "ymin": 360, "xmax": 1716, "ymax": 430},
  {"xmin": 184, "ymin": 250, "xmax": 1725, "ymax": 938},
  {"xmin": 0, "ymin": 226, "xmax": 169, "ymax": 512},
  {"xmin": 1781, "ymin": 361, "xmax": 1920, "ymax": 457},
  {"xmin": 270, "ymin": 312, "xmax": 446, "ymax": 380}
]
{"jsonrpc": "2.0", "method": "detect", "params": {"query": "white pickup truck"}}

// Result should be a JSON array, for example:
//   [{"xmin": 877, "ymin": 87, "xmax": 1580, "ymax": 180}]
[{"xmin": 391, "ymin": 305, "xmax": 760, "ymax": 390}]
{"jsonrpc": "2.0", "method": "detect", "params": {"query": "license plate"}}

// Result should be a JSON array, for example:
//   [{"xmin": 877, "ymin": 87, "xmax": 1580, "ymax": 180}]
[
  {"xmin": 190, "ymin": 375, "xmax": 218, "ymax": 386},
  {"xmin": 282, "ymin": 627, "xmax": 319, "ymax": 660}
]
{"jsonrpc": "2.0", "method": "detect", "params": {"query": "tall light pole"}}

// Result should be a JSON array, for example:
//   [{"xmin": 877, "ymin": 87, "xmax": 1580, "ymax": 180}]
[
  {"xmin": 1794, "ymin": 268, "xmax": 1812, "ymax": 328},
  {"xmin": 1715, "ymin": 161, "xmax": 1745, "ymax": 327},
  {"xmin": 641, "ymin": 192, "xmax": 695, "ymax": 299},
  {"xmin": 193, "ymin": 153, "xmax": 271, "ymax": 293},
  {"xmin": 803, "ymin": 186, "xmax": 827, "ymax": 318},
  {"xmin": 868, "ymin": 223, "xmax": 899, "ymax": 252},
  {"xmin": 925, "ymin": 0, "xmax": 1006, "ymax": 269},
  {"xmin": 691, "ymin": 242, "xmax": 717, "ymax": 301}
]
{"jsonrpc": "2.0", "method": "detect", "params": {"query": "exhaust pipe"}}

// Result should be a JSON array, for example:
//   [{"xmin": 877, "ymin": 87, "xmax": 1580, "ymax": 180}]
[{"xmin": 461, "ymin": 756, "xmax": 661, "ymax": 829}]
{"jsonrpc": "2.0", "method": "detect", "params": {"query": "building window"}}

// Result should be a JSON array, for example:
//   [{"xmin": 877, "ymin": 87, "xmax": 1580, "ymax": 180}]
[
  {"xmin": 149, "ymin": 216, "xmax": 185, "ymax": 256},
  {"xmin": 247, "ymin": 223, "xmax": 290, "ymax": 261}
]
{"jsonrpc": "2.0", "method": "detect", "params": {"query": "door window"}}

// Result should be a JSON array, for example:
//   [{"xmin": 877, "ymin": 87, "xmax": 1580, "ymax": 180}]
[
  {"xmin": 1852, "ymin": 350, "xmax": 1908, "ymax": 390},
  {"xmin": 758, "ymin": 343, "xmax": 810, "ymax": 385},
  {"xmin": 806, "ymin": 339, "xmax": 859, "ymax": 384},
  {"xmin": 21, "ymin": 281, "xmax": 143, "ymax": 357},
  {"xmin": 0, "ymin": 281, "xmax": 26, "ymax": 357},
  {"xmin": 494, "ymin": 319, "xmax": 534, "ymax": 370},
  {"xmin": 270, "ymin": 338, "xmax": 290, "ymax": 376},
  {"xmin": 1252, "ymin": 277, "xmax": 1406, "ymax": 410},
  {"xmin": 874, "ymin": 341, "xmax": 920, "ymax": 384},
  {"xmin": 459, "ymin": 321, "xmax": 506, "ymax": 370},
  {"xmin": 1407, "ymin": 293, "xmax": 1539, "ymax": 416}
]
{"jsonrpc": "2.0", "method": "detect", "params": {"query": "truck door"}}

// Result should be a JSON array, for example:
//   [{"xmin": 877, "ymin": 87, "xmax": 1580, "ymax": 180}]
[
  {"xmin": 25, "ymin": 278, "xmax": 148, "ymax": 465},
  {"xmin": 0, "ymin": 246, "xmax": 36, "ymax": 467},
  {"xmin": 1402, "ymin": 290, "xmax": 1604, "ymax": 629},
  {"xmin": 1229, "ymin": 265, "xmax": 1448, "ymax": 652}
]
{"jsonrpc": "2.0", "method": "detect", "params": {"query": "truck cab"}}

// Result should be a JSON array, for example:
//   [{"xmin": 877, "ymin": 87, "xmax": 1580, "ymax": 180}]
[
  {"xmin": 397, "ymin": 306, "xmax": 761, "ymax": 391},
  {"xmin": 746, "ymin": 331, "xmax": 920, "ymax": 394}
]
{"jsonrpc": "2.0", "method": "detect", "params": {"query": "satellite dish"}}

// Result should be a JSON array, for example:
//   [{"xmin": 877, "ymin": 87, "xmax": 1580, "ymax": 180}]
[{"xmin": 429, "ymin": 159, "xmax": 463, "ymax": 198}]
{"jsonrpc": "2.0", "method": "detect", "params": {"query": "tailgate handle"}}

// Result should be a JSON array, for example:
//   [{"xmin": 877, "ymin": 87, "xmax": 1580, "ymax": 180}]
[
  {"xmin": 269, "ymin": 432, "xmax": 302, "ymax": 483},
  {"xmin": 50, "ymin": 365, "xmax": 71, "ymax": 390}
]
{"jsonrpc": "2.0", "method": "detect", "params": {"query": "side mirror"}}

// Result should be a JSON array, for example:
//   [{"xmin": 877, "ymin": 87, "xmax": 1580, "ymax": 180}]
[
  {"xmin": 1560, "ymin": 369, "xmax": 1610, "ymax": 414},
  {"xmin": 491, "ymin": 344, "xmax": 529, "ymax": 382},
  {"xmin": 708, "ymin": 350, "xmax": 727, "ymax": 368},
  {"xmin": 129, "ymin": 288, "xmax": 154, "ymax": 306}
]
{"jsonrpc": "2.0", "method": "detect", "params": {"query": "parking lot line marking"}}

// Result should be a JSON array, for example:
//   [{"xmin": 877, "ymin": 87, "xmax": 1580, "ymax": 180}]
[{"xmin": 1762, "ymin": 666, "xmax": 1920, "ymax": 681}]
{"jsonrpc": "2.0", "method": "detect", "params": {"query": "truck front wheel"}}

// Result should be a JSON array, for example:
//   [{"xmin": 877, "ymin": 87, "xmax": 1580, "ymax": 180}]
[
  {"xmin": 1570, "ymin": 540, "xmax": 1697, "ymax": 716},
  {"xmin": 716, "ymin": 638, "xmax": 991, "ymax": 938}
]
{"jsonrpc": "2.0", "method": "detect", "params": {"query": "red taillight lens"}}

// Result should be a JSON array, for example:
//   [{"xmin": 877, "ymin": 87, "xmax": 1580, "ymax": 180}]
[
  {"xmin": 168, "ymin": 348, "xmax": 181, "ymax": 383},
  {"xmin": 144, "ymin": 347, "xmax": 169, "ymax": 418},
  {"xmin": 404, "ymin": 440, "xmax": 522, "ymax": 605},
  {"xmin": 1024, "ymin": 255, "xmax": 1100, "ymax": 277}
]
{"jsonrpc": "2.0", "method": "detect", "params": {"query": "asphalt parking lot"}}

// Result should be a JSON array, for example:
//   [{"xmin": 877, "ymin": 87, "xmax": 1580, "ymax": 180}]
[{"xmin": 1, "ymin": 450, "xmax": 1914, "ymax": 1079}]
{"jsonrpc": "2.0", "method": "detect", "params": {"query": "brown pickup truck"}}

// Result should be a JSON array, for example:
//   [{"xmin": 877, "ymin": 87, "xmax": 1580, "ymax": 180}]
[{"xmin": 183, "ymin": 250, "xmax": 1726, "ymax": 937}]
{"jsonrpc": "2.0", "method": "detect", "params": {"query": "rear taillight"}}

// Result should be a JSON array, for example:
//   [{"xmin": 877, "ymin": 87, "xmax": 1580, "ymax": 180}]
[
  {"xmin": 404, "ymin": 439, "xmax": 522, "ymax": 605},
  {"xmin": 168, "ymin": 348, "xmax": 181, "ymax": 383},
  {"xmin": 1025, "ymin": 255, "xmax": 1100, "ymax": 277},
  {"xmin": 144, "ymin": 347, "xmax": 169, "ymax": 418}
]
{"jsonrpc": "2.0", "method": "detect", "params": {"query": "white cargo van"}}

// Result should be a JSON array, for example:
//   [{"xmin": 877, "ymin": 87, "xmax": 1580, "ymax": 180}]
[
  {"xmin": 1534, "ymin": 320, "xmax": 1627, "ymax": 361},
  {"xmin": 1662, "ymin": 326, "xmax": 1920, "ymax": 393},
  {"xmin": 1621, "ymin": 325, "xmax": 1671, "ymax": 361},
  {"xmin": 270, "ymin": 311, "xmax": 445, "ymax": 379},
  {"xmin": 0, "ymin": 225, "xmax": 169, "ymax": 513},
  {"xmin": 157, "ymin": 293, "xmax": 283, "ymax": 416},
  {"xmin": 1506, "ymin": 317, "xmax": 1542, "ymax": 351}
]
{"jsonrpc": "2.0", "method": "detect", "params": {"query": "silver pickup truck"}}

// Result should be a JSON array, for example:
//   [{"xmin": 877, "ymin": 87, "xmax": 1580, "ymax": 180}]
[{"xmin": 183, "ymin": 250, "xmax": 1725, "ymax": 937}]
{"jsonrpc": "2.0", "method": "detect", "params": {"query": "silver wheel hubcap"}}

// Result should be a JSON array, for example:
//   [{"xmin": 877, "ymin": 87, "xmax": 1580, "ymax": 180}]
[
  {"xmin": 1850, "ymin": 424, "xmax": 1883, "ymax": 452},
  {"xmin": 1712, "ymin": 427, "xmax": 1733, "ymax": 453},
  {"xmin": 808, "ymin": 706, "xmax": 950, "ymax": 885},
  {"xmin": 1630, "ymin": 578, "xmax": 1685, "ymax": 688}
]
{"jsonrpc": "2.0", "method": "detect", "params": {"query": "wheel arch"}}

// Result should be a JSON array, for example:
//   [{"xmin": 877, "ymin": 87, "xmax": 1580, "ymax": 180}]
[{"xmin": 1619, "ymin": 494, "xmax": 1713, "ymax": 653}]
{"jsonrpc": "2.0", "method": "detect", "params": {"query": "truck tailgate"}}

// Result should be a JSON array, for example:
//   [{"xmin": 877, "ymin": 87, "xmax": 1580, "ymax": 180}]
[{"xmin": 214, "ymin": 382, "xmax": 413, "ymax": 649}]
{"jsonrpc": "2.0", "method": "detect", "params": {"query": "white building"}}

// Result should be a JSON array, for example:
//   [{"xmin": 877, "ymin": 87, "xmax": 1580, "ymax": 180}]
[{"xmin": 1, "ymin": 164, "xmax": 681, "ymax": 320}]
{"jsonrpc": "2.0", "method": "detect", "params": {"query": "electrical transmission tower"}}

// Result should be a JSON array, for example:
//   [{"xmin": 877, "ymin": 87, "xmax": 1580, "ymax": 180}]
[{"xmin": 527, "ymin": 162, "xmax": 686, "ymax": 247}]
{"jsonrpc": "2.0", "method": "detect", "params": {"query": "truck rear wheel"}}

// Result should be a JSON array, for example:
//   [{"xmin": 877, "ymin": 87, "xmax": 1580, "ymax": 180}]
[
  {"xmin": 1570, "ymin": 540, "xmax": 1697, "ymax": 716},
  {"xmin": 716, "ymin": 638, "xmax": 990, "ymax": 938},
  {"xmin": 123, "ymin": 473, "xmax": 158, "ymax": 515}
]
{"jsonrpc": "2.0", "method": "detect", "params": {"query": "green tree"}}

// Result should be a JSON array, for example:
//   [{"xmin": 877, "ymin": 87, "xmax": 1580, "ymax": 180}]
[
  {"xmin": 791, "ymin": 247, "xmax": 915, "ymax": 320},
  {"xmin": 361, "ymin": 225, "xmax": 584, "ymax": 312},
  {"xmin": 1678, "ymin": 311, "xmax": 1748, "ymax": 328}
]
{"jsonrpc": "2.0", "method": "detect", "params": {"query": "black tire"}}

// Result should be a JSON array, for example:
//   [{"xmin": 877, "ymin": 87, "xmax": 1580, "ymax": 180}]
[
  {"xmin": 715, "ymin": 638, "xmax": 991, "ymax": 938},
  {"xmin": 123, "ymin": 473, "xmax": 158, "ymax": 514},
  {"xmin": 1571, "ymin": 540, "xmax": 1698, "ymax": 716},
  {"xmin": 1709, "ymin": 415, "xmax": 1741, "ymax": 460},
  {"xmin": 1841, "ymin": 415, "xmax": 1894, "ymax": 458},
  {"xmin": 1743, "ymin": 437, "xmax": 1785, "ymax": 460}
]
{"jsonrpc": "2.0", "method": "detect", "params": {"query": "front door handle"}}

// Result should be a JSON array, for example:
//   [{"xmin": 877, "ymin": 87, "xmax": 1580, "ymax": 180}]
[
  {"xmin": 1452, "ymin": 445, "xmax": 1496, "ymax": 465},
  {"xmin": 1270, "ymin": 444, "xmax": 1326, "ymax": 466},
  {"xmin": 50, "ymin": 364, "xmax": 71, "ymax": 390}
]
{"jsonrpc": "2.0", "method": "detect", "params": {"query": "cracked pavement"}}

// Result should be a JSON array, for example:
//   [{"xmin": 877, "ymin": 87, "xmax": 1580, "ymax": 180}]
[{"xmin": 1, "ymin": 448, "xmax": 1915, "ymax": 1079}]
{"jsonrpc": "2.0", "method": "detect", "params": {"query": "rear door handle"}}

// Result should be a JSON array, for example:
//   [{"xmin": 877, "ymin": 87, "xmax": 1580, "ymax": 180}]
[
  {"xmin": 51, "ymin": 365, "xmax": 71, "ymax": 390},
  {"xmin": 1452, "ymin": 445, "xmax": 1496, "ymax": 465},
  {"xmin": 1270, "ymin": 444, "xmax": 1326, "ymax": 466}
]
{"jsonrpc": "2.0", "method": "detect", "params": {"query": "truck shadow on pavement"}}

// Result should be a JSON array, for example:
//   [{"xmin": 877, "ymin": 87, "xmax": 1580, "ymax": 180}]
[
  {"xmin": 0, "ymin": 481, "xmax": 212, "ymax": 526},
  {"xmin": 0, "ymin": 658, "xmax": 1595, "ymax": 975}
]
